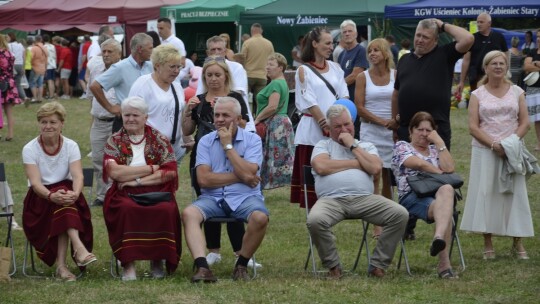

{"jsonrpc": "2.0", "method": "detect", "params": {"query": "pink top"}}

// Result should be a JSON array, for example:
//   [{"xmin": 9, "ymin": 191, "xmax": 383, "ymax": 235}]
[{"xmin": 472, "ymin": 85, "xmax": 524, "ymax": 148}]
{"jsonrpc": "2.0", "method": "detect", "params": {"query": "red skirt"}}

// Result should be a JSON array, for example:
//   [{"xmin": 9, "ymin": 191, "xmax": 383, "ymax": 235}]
[
  {"xmin": 290, "ymin": 144, "xmax": 317, "ymax": 209},
  {"xmin": 103, "ymin": 182, "xmax": 182, "ymax": 273},
  {"xmin": 22, "ymin": 180, "xmax": 93, "ymax": 268}
]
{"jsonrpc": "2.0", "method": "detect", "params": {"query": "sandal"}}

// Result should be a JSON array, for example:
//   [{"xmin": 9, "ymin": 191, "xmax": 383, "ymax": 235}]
[
  {"xmin": 56, "ymin": 265, "xmax": 76, "ymax": 282},
  {"xmin": 430, "ymin": 238, "xmax": 446, "ymax": 257},
  {"xmin": 438, "ymin": 268, "xmax": 458, "ymax": 279},
  {"xmin": 483, "ymin": 250, "xmax": 496, "ymax": 260},
  {"xmin": 73, "ymin": 249, "xmax": 97, "ymax": 267}
]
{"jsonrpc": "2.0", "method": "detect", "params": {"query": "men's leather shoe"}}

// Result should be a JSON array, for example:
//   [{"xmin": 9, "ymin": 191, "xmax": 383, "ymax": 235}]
[
  {"xmin": 368, "ymin": 265, "xmax": 385, "ymax": 278},
  {"xmin": 232, "ymin": 265, "xmax": 250, "ymax": 281},
  {"xmin": 328, "ymin": 265, "xmax": 343, "ymax": 279},
  {"xmin": 191, "ymin": 267, "xmax": 217, "ymax": 283},
  {"xmin": 92, "ymin": 199, "xmax": 104, "ymax": 207}
]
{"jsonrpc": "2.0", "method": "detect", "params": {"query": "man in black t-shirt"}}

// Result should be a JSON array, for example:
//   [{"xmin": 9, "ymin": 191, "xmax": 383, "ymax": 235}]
[
  {"xmin": 391, "ymin": 18, "xmax": 473, "ymax": 239},
  {"xmin": 458, "ymin": 13, "xmax": 508, "ymax": 94}
]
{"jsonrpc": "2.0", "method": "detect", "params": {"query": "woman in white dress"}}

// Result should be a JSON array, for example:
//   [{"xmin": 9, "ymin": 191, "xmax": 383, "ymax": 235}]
[
  {"xmin": 290, "ymin": 27, "xmax": 349, "ymax": 209},
  {"xmin": 355, "ymin": 38, "xmax": 396, "ymax": 238},
  {"xmin": 129, "ymin": 44, "xmax": 192, "ymax": 163},
  {"xmin": 461, "ymin": 50, "xmax": 534, "ymax": 260}
]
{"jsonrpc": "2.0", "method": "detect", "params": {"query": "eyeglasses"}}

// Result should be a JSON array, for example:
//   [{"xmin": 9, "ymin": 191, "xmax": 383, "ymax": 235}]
[
  {"xmin": 204, "ymin": 56, "xmax": 226, "ymax": 64},
  {"xmin": 167, "ymin": 64, "xmax": 183, "ymax": 71}
]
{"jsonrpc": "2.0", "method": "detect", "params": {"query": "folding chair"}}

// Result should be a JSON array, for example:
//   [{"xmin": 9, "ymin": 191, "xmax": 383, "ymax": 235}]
[
  {"xmin": 82, "ymin": 168, "xmax": 94, "ymax": 199},
  {"xmin": 0, "ymin": 163, "xmax": 16, "ymax": 277},
  {"xmin": 302, "ymin": 165, "xmax": 371, "ymax": 275},
  {"xmin": 396, "ymin": 187, "xmax": 466, "ymax": 274},
  {"xmin": 190, "ymin": 168, "xmax": 257, "ymax": 279}
]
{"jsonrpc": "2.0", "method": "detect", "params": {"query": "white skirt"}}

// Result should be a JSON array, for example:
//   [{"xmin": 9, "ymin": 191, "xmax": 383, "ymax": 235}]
[
  {"xmin": 460, "ymin": 146, "xmax": 534, "ymax": 237},
  {"xmin": 526, "ymin": 87, "xmax": 540, "ymax": 122},
  {"xmin": 359, "ymin": 123, "xmax": 393, "ymax": 168}
]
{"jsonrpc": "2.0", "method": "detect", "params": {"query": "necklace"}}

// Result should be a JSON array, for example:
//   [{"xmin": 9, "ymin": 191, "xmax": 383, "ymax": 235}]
[
  {"xmin": 40, "ymin": 135, "xmax": 62, "ymax": 156},
  {"xmin": 128, "ymin": 134, "xmax": 146, "ymax": 145},
  {"xmin": 309, "ymin": 60, "xmax": 327, "ymax": 70}
]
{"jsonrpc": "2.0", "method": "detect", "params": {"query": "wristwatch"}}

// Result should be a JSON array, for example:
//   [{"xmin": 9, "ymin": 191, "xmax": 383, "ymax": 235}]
[
  {"xmin": 135, "ymin": 177, "xmax": 142, "ymax": 186},
  {"xmin": 224, "ymin": 143, "xmax": 233, "ymax": 151},
  {"xmin": 350, "ymin": 142, "xmax": 359, "ymax": 151}
]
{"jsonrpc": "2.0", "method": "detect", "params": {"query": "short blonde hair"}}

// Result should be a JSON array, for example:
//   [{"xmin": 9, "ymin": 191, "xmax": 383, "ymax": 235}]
[
  {"xmin": 37, "ymin": 101, "xmax": 66, "ymax": 122},
  {"xmin": 151, "ymin": 44, "xmax": 182, "ymax": 67},
  {"xmin": 219, "ymin": 33, "xmax": 231, "ymax": 49},
  {"xmin": 268, "ymin": 52, "xmax": 287, "ymax": 71}
]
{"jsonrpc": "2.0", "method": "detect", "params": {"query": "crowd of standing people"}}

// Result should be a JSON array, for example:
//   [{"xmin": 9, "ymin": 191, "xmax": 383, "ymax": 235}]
[{"xmin": 1, "ymin": 13, "xmax": 538, "ymax": 283}]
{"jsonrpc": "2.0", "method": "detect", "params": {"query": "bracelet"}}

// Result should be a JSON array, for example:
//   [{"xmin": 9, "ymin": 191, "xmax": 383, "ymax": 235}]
[
  {"xmin": 47, "ymin": 191, "xmax": 53, "ymax": 202},
  {"xmin": 150, "ymin": 165, "xmax": 154, "ymax": 174},
  {"xmin": 490, "ymin": 141, "xmax": 497, "ymax": 150}
]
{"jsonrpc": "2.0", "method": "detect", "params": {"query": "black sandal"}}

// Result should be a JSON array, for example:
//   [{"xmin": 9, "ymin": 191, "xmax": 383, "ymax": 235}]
[{"xmin": 438, "ymin": 268, "xmax": 458, "ymax": 279}]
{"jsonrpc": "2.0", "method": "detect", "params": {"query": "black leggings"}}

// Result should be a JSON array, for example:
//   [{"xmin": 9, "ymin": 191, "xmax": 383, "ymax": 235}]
[{"xmin": 204, "ymin": 221, "xmax": 245, "ymax": 252}]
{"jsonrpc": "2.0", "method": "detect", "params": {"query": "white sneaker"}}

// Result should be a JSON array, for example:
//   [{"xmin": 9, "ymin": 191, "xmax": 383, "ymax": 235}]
[
  {"xmin": 235, "ymin": 257, "xmax": 262, "ymax": 269},
  {"xmin": 79, "ymin": 93, "xmax": 87, "ymax": 99},
  {"xmin": 11, "ymin": 220, "xmax": 23, "ymax": 231},
  {"xmin": 206, "ymin": 252, "xmax": 222, "ymax": 266}
]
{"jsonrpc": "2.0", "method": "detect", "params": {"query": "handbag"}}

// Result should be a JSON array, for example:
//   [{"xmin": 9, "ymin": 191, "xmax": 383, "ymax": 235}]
[
  {"xmin": 21, "ymin": 74, "xmax": 29, "ymax": 89},
  {"xmin": 255, "ymin": 121, "xmax": 267, "ymax": 141},
  {"xmin": 128, "ymin": 191, "xmax": 172, "ymax": 206},
  {"xmin": 406, "ymin": 172, "xmax": 464, "ymax": 198}
]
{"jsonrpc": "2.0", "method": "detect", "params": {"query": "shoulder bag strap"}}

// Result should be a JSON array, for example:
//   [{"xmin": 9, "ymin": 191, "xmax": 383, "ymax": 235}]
[
  {"xmin": 303, "ymin": 64, "xmax": 338, "ymax": 99},
  {"xmin": 170, "ymin": 84, "xmax": 180, "ymax": 144}
]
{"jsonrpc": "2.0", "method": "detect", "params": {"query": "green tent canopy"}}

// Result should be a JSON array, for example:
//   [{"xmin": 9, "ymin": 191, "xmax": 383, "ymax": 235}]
[{"xmin": 160, "ymin": 0, "xmax": 273, "ymax": 23}]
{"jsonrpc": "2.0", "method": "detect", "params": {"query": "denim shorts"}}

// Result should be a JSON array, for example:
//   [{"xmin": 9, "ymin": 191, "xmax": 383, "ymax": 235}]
[
  {"xmin": 399, "ymin": 191, "xmax": 434, "ymax": 223},
  {"xmin": 193, "ymin": 195, "xmax": 269, "ymax": 222},
  {"xmin": 78, "ymin": 68, "xmax": 86, "ymax": 80},
  {"xmin": 29, "ymin": 70, "xmax": 44, "ymax": 88},
  {"xmin": 45, "ymin": 69, "xmax": 55, "ymax": 81}
]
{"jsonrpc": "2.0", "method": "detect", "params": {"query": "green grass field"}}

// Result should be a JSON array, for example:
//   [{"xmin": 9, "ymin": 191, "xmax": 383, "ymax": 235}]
[{"xmin": 1, "ymin": 99, "xmax": 539, "ymax": 303}]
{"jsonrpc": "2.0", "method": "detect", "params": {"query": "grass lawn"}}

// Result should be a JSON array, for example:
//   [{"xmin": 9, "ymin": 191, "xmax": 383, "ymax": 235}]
[{"xmin": 1, "ymin": 99, "xmax": 539, "ymax": 304}]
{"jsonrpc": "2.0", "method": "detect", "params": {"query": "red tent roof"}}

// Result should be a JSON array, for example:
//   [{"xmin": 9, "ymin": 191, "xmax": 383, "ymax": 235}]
[{"xmin": 0, "ymin": 0, "xmax": 190, "ymax": 32}]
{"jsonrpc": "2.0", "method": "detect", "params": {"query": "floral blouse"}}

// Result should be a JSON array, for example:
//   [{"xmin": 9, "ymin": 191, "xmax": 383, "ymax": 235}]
[{"xmin": 391, "ymin": 140, "xmax": 440, "ymax": 199}]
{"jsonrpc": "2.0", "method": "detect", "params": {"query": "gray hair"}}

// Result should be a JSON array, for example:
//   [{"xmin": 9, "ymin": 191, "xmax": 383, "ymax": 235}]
[
  {"xmin": 98, "ymin": 34, "xmax": 112, "ymax": 47},
  {"xmin": 417, "ymin": 18, "xmax": 439, "ymax": 39},
  {"xmin": 121, "ymin": 96, "xmax": 148, "ymax": 115},
  {"xmin": 206, "ymin": 35, "xmax": 226, "ymax": 50},
  {"xmin": 98, "ymin": 25, "xmax": 113, "ymax": 36},
  {"xmin": 215, "ymin": 96, "xmax": 241, "ymax": 116},
  {"xmin": 326, "ymin": 104, "xmax": 351, "ymax": 121},
  {"xmin": 340, "ymin": 19, "xmax": 357, "ymax": 31},
  {"xmin": 130, "ymin": 33, "xmax": 152, "ymax": 53},
  {"xmin": 100, "ymin": 38, "xmax": 121, "ymax": 53}
]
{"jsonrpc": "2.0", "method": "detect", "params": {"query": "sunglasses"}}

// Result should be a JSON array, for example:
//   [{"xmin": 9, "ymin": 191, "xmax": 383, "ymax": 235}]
[{"xmin": 204, "ymin": 56, "xmax": 226, "ymax": 64}]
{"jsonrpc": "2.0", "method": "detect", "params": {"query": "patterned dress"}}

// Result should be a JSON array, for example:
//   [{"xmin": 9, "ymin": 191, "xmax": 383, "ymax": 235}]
[{"xmin": 0, "ymin": 49, "xmax": 21, "ymax": 104}]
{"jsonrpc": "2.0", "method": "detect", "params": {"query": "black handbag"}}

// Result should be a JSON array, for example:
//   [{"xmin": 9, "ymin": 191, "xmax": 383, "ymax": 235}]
[
  {"xmin": 407, "ymin": 172, "xmax": 464, "ymax": 198},
  {"xmin": 0, "ymin": 80, "xmax": 8, "ymax": 92},
  {"xmin": 128, "ymin": 192, "xmax": 172, "ymax": 206}
]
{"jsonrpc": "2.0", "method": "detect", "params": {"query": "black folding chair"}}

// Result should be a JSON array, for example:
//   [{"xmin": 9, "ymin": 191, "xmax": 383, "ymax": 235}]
[
  {"xmin": 396, "ymin": 186, "xmax": 466, "ymax": 274},
  {"xmin": 0, "ymin": 163, "xmax": 16, "ymax": 277},
  {"xmin": 302, "ymin": 165, "xmax": 371, "ymax": 275}
]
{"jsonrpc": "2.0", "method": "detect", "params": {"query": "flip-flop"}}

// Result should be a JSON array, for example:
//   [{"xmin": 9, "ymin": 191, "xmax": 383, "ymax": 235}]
[{"xmin": 430, "ymin": 238, "xmax": 446, "ymax": 257}]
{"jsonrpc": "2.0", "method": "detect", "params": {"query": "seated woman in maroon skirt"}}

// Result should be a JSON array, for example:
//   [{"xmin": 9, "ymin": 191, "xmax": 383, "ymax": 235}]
[
  {"xmin": 103, "ymin": 96, "xmax": 182, "ymax": 281},
  {"xmin": 22, "ymin": 101, "xmax": 96, "ymax": 282}
]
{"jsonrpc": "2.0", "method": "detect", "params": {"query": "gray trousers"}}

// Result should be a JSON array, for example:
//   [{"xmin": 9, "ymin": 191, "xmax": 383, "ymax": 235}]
[
  {"xmin": 307, "ymin": 194, "xmax": 408, "ymax": 270},
  {"xmin": 90, "ymin": 118, "xmax": 113, "ymax": 201},
  {"xmin": 0, "ymin": 181, "xmax": 13, "ymax": 208},
  {"xmin": 13, "ymin": 64, "xmax": 26, "ymax": 99}
]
